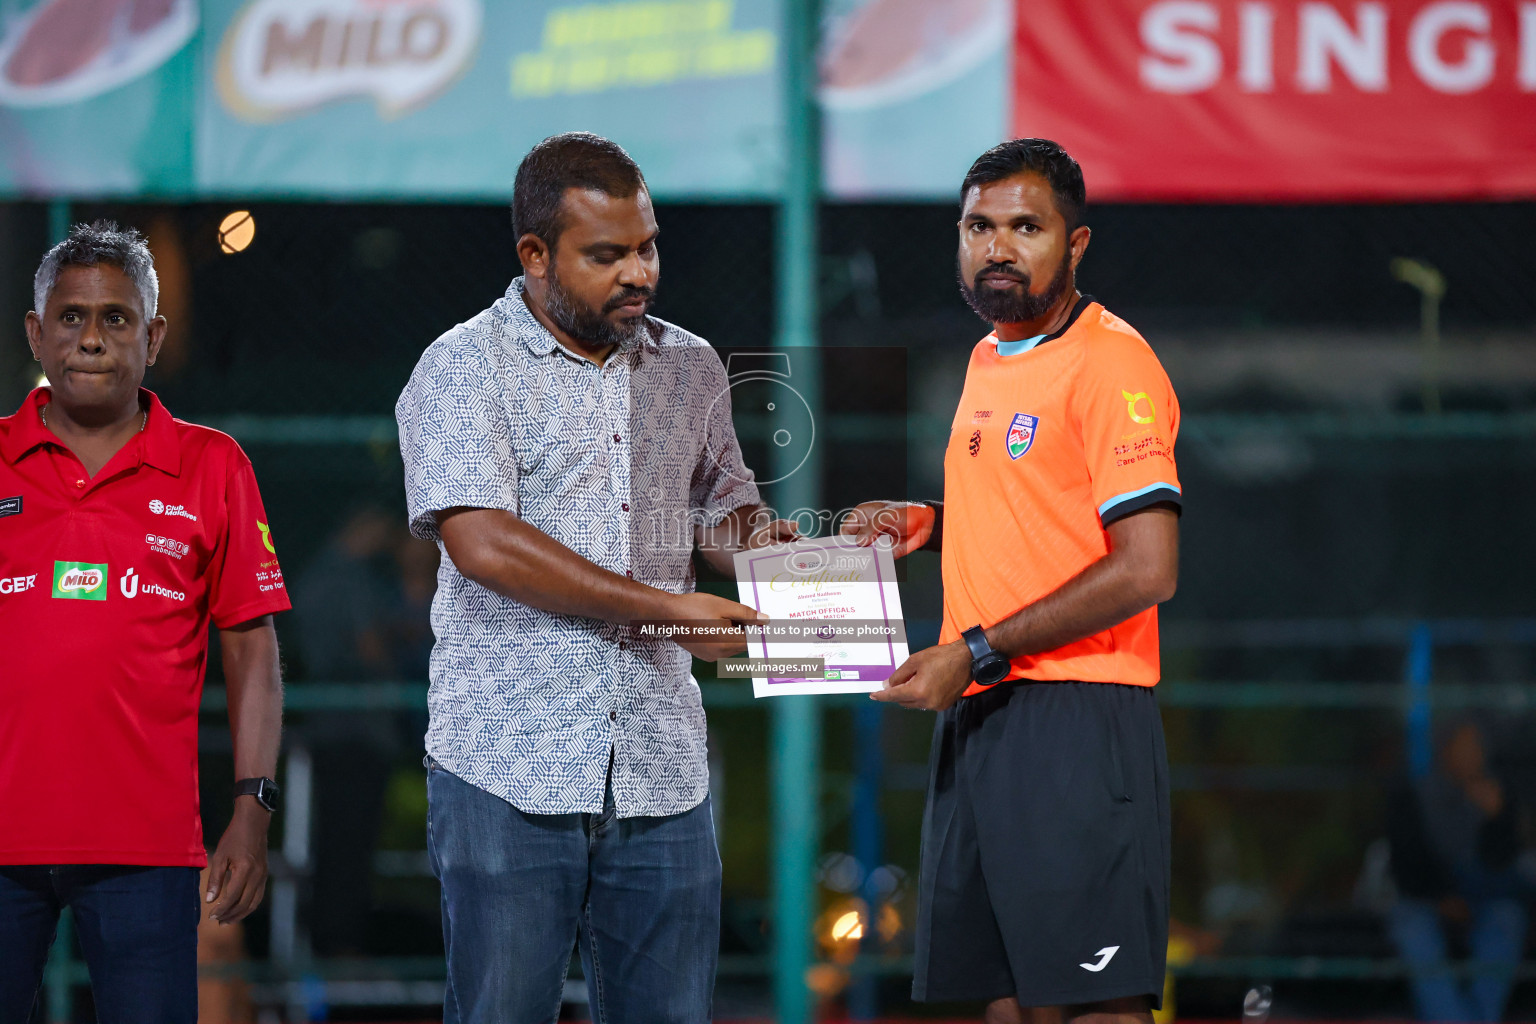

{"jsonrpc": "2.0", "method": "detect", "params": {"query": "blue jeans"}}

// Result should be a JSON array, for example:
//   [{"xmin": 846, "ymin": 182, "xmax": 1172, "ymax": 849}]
[
  {"xmin": 426, "ymin": 759, "xmax": 721, "ymax": 1024},
  {"xmin": 1388, "ymin": 897, "xmax": 1528, "ymax": 1022},
  {"xmin": 0, "ymin": 864, "xmax": 200, "ymax": 1024}
]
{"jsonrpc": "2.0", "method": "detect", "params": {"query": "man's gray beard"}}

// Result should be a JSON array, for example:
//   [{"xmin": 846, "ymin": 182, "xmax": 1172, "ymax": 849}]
[
  {"xmin": 544, "ymin": 267, "xmax": 650, "ymax": 349},
  {"xmin": 957, "ymin": 250, "xmax": 1073, "ymax": 325}
]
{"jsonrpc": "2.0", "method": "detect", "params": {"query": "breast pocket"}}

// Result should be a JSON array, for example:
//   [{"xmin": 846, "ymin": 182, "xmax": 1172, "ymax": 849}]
[
  {"xmin": 525, "ymin": 438, "xmax": 607, "ymax": 495},
  {"xmin": 516, "ymin": 428, "xmax": 611, "ymax": 555}
]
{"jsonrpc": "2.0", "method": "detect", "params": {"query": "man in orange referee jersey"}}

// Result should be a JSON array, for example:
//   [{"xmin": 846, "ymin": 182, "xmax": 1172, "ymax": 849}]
[{"xmin": 842, "ymin": 138, "xmax": 1180, "ymax": 1023}]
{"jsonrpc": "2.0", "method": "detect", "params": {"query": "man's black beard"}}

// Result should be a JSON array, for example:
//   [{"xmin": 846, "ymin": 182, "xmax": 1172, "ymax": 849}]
[
  {"xmin": 544, "ymin": 264, "xmax": 654, "ymax": 349},
  {"xmin": 957, "ymin": 250, "xmax": 1073, "ymax": 326}
]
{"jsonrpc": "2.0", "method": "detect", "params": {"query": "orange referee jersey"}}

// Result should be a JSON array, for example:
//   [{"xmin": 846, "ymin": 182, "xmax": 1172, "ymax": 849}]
[{"xmin": 939, "ymin": 296, "xmax": 1181, "ymax": 694}]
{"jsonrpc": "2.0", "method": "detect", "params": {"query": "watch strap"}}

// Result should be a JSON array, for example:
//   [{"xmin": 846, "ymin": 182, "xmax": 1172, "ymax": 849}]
[
  {"xmin": 962, "ymin": 625, "xmax": 992, "ymax": 662},
  {"xmin": 963, "ymin": 624, "xmax": 1012, "ymax": 687},
  {"xmin": 234, "ymin": 777, "xmax": 279, "ymax": 812}
]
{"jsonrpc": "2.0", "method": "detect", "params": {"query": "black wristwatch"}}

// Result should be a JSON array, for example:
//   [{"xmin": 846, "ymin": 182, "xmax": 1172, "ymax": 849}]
[
  {"xmin": 962, "ymin": 625, "xmax": 1011, "ymax": 687},
  {"xmin": 234, "ymin": 777, "xmax": 280, "ymax": 813}
]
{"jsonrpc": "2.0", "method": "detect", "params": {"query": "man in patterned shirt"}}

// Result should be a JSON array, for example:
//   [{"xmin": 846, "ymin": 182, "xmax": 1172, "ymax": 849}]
[{"xmin": 396, "ymin": 133, "xmax": 791, "ymax": 1023}]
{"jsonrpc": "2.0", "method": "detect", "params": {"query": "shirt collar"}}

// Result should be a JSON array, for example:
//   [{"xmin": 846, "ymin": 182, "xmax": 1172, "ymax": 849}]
[
  {"xmin": 994, "ymin": 333, "xmax": 1047, "ymax": 357},
  {"xmin": 1, "ymin": 388, "xmax": 52, "ymax": 464},
  {"xmin": 1, "ymin": 387, "xmax": 180, "ymax": 475},
  {"xmin": 988, "ymin": 294, "xmax": 1099, "ymax": 356},
  {"xmin": 501, "ymin": 276, "xmax": 661, "ymax": 361},
  {"xmin": 502, "ymin": 279, "xmax": 559, "ymax": 357},
  {"xmin": 138, "ymin": 389, "xmax": 181, "ymax": 475}
]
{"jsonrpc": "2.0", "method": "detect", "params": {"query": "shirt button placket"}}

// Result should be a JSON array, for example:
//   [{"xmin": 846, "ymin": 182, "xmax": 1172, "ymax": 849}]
[{"xmin": 605, "ymin": 356, "xmax": 632, "ymax": 811}]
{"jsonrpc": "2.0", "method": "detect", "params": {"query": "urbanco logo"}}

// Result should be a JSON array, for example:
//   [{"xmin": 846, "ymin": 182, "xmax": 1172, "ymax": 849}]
[{"xmin": 120, "ymin": 567, "xmax": 185, "ymax": 602}]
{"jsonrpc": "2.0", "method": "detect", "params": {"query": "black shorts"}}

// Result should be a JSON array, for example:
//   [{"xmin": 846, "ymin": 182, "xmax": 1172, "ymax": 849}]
[{"xmin": 912, "ymin": 680, "xmax": 1170, "ymax": 1008}]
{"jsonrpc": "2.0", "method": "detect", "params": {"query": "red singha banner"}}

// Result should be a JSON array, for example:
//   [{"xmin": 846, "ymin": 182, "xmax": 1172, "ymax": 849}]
[{"xmin": 1013, "ymin": 0, "xmax": 1536, "ymax": 200}]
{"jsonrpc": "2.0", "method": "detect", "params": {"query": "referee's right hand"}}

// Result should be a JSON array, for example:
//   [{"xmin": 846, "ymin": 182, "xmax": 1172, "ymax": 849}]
[{"xmin": 839, "ymin": 500, "xmax": 935, "ymax": 558}]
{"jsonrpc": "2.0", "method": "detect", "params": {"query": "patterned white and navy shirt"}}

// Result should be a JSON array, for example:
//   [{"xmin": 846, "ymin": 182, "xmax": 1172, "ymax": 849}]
[{"xmin": 396, "ymin": 279, "xmax": 759, "ymax": 817}]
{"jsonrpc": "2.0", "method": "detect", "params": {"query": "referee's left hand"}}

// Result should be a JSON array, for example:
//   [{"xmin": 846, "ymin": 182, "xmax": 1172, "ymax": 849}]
[{"xmin": 870, "ymin": 641, "xmax": 972, "ymax": 711}]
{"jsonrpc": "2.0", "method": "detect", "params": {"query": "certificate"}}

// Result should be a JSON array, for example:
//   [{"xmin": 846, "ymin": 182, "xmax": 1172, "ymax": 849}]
[{"xmin": 732, "ymin": 535, "xmax": 909, "ymax": 697}]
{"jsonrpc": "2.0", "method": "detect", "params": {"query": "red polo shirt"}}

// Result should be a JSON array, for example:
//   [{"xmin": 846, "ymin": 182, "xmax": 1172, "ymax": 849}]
[{"xmin": 0, "ymin": 388, "xmax": 289, "ymax": 866}]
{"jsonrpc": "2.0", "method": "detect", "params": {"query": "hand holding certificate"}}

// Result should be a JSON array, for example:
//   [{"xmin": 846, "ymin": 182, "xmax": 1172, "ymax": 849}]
[{"xmin": 730, "ymin": 535, "xmax": 910, "ymax": 697}]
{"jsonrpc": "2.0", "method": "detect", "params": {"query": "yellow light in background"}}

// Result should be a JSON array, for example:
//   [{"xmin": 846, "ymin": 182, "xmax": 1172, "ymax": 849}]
[
  {"xmin": 218, "ymin": 211, "xmax": 256, "ymax": 254},
  {"xmin": 804, "ymin": 963, "xmax": 848, "ymax": 999},
  {"xmin": 35, "ymin": 371, "xmax": 48, "ymax": 390},
  {"xmin": 814, "ymin": 897, "xmax": 869, "ymax": 968},
  {"xmin": 830, "ymin": 909, "xmax": 863, "ymax": 942}
]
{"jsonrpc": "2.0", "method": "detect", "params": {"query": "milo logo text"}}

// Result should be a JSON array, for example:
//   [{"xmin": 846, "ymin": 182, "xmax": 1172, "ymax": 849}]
[{"xmin": 52, "ymin": 561, "xmax": 109, "ymax": 601}]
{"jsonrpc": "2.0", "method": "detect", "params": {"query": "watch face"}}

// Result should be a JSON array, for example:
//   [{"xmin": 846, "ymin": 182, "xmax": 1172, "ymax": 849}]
[{"xmin": 976, "ymin": 655, "xmax": 1011, "ymax": 686}]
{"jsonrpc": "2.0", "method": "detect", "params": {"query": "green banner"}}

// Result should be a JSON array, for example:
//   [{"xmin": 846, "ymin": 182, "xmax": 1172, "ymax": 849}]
[
  {"xmin": 199, "ymin": 0, "xmax": 784, "ymax": 197},
  {"xmin": 0, "ymin": 0, "xmax": 198, "ymax": 195},
  {"xmin": 0, "ymin": 0, "xmax": 1006, "ymax": 200}
]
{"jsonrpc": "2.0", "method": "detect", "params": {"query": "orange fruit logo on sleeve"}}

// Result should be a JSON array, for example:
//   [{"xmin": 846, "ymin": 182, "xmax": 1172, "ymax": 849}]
[{"xmin": 1122, "ymin": 390, "xmax": 1156, "ymax": 425}]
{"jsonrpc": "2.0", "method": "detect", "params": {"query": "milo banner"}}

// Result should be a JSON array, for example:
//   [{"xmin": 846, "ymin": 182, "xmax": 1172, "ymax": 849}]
[
  {"xmin": 201, "ymin": 0, "xmax": 783, "ymax": 196},
  {"xmin": 0, "ymin": 0, "xmax": 1008, "ymax": 199}
]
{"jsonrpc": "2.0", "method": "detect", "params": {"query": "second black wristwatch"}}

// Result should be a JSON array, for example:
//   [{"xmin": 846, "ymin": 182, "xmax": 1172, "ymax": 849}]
[
  {"xmin": 234, "ymin": 777, "xmax": 280, "ymax": 813},
  {"xmin": 962, "ymin": 625, "xmax": 1011, "ymax": 687}
]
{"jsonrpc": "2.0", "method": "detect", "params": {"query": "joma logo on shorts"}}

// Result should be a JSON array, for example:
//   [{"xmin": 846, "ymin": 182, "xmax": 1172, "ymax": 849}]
[{"xmin": 1079, "ymin": 945, "xmax": 1120, "ymax": 972}]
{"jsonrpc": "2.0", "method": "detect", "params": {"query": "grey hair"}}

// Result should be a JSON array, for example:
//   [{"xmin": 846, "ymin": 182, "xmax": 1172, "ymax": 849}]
[{"xmin": 33, "ymin": 220, "xmax": 159, "ymax": 318}]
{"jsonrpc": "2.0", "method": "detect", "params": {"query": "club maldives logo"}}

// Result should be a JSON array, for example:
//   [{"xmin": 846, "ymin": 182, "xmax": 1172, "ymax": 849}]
[
  {"xmin": 217, "ymin": 0, "xmax": 483, "ymax": 121},
  {"xmin": 1006, "ymin": 413, "xmax": 1039, "ymax": 460},
  {"xmin": 149, "ymin": 498, "xmax": 198, "ymax": 521},
  {"xmin": 53, "ymin": 561, "xmax": 108, "ymax": 600}
]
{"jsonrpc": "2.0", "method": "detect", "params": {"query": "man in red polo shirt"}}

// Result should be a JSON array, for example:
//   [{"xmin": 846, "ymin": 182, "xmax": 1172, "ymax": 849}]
[{"xmin": 0, "ymin": 222, "xmax": 289, "ymax": 1024}]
